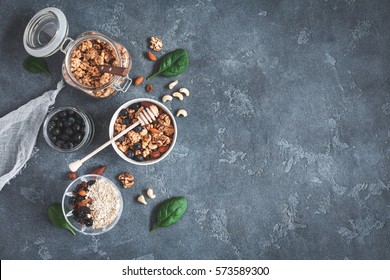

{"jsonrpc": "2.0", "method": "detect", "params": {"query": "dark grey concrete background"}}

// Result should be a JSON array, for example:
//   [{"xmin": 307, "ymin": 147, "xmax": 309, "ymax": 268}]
[{"xmin": 0, "ymin": 0, "xmax": 389, "ymax": 260}]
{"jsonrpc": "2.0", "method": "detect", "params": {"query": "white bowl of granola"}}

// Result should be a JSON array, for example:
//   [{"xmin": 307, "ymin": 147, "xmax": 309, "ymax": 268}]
[{"xmin": 109, "ymin": 98, "xmax": 177, "ymax": 165}]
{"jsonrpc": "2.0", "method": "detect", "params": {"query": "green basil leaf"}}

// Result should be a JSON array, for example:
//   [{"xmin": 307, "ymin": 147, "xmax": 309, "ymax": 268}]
[
  {"xmin": 151, "ymin": 196, "xmax": 187, "ymax": 232},
  {"xmin": 23, "ymin": 56, "xmax": 50, "ymax": 74},
  {"xmin": 48, "ymin": 203, "xmax": 76, "ymax": 235},
  {"xmin": 147, "ymin": 49, "xmax": 189, "ymax": 80}
]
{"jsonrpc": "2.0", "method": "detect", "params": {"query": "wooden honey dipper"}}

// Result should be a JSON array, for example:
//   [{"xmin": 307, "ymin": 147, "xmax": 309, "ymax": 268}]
[{"xmin": 68, "ymin": 105, "xmax": 159, "ymax": 172}]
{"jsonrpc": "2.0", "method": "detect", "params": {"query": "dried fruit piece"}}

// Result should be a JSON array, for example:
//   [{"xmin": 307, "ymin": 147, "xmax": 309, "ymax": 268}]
[
  {"xmin": 118, "ymin": 172, "xmax": 135, "ymax": 188},
  {"xmin": 146, "ymin": 84, "xmax": 153, "ymax": 93},
  {"xmin": 89, "ymin": 165, "xmax": 106, "ymax": 175},
  {"xmin": 134, "ymin": 76, "xmax": 144, "ymax": 86},
  {"xmin": 147, "ymin": 51, "xmax": 157, "ymax": 61},
  {"xmin": 68, "ymin": 171, "xmax": 78, "ymax": 180}
]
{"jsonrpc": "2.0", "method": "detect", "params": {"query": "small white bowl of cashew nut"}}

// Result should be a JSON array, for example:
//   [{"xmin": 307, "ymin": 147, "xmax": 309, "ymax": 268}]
[{"xmin": 109, "ymin": 98, "xmax": 177, "ymax": 165}]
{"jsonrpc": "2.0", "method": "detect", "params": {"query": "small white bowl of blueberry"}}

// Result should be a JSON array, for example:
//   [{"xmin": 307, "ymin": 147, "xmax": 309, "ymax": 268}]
[
  {"xmin": 109, "ymin": 98, "xmax": 177, "ymax": 165},
  {"xmin": 43, "ymin": 107, "xmax": 95, "ymax": 152}
]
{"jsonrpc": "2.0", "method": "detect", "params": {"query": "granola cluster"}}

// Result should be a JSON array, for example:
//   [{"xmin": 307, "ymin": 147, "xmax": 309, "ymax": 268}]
[
  {"xmin": 114, "ymin": 102, "xmax": 174, "ymax": 162},
  {"xmin": 70, "ymin": 39, "xmax": 118, "ymax": 88}
]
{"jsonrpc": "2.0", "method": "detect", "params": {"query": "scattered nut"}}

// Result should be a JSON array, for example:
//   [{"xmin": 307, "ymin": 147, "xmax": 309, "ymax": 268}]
[
  {"xmin": 168, "ymin": 80, "xmax": 179, "ymax": 89},
  {"xmin": 137, "ymin": 195, "xmax": 147, "ymax": 205},
  {"xmin": 149, "ymin": 36, "xmax": 163, "ymax": 52},
  {"xmin": 172, "ymin": 92, "xmax": 184, "ymax": 101},
  {"xmin": 147, "ymin": 51, "xmax": 157, "ymax": 61},
  {"xmin": 133, "ymin": 76, "xmax": 144, "ymax": 86},
  {"xmin": 176, "ymin": 109, "xmax": 188, "ymax": 117},
  {"xmin": 68, "ymin": 171, "xmax": 78, "ymax": 180},
  {"xmin": 146, "ymin": 84, "xmax": 153, "ymax": 93},
  {"xmin": 162, "ymin": 95, "xmax": 173, "ymax": 102},
  {"xmin": 147, "ymin": 188, "xmax": 156, "ymax": 199},
  {"xmin": 179, "ymin": 87, "xmax": 190, "ymax": 97},
  {"xmin": 118, "ymin": 172, "xmax": 135, "ymax": 188}
]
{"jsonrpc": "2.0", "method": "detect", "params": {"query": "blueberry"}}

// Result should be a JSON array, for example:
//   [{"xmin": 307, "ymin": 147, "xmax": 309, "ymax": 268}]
[
  {"xmin": 77, "ymin": 196, "xmax": 86, "ymax": 202},
  {"xmin": 129, "ymin": 103, "xmax": 141, "ymax": 111},
  {"xmin": 85, "ymin": 218, "xmax": 93, "ymax": 227},
  {"xmin": 126, "ymin": 150, "xmax": 134, "ymax": 158},
  {"xmin": 52, "ymin": 128, "xmax": 61, "ymax": 136},
  {"xmin": 134, "ymin": 125, "xmax": 143, "ymax": 133},
  {"xmin": 72, "ymin": 209, "xmax": 79, "ymax": 217},
  {"xmin": 56, "ymin": 121, "xmax": 64, "ymax": 129},
  {"xmin": 64, "ymin": 127, "xmax": 74, "ymax": 136},
  {"xmin": 67, "ymin": 110, "xmax": 75, "ymax": 116},
  {"xmin": 48, "ymin": 120, "xmax": 56, "ymax": 129},
  {"xmin": 63, "ymin": 120, "xmax": 72, "ymax": 128},
  {"xmin": 72, "ymin": 124, "xmax": 81, "ymax": 132},
  {"xmin": 60, "ymin": 134, "xmax": 70, "ymax": 141},
  {"xmin": 119, "ymin": 109, "xmax": 127, "ymax": 116},
  {"xmin": 87, "ymin": 180, "xmax": 96, "ymax": 186},
  {"xmin": 133, "ymin": 142, "xmax": 142, "ymax": 150},
  {"xmin": 67, "ymin": 142, "xmax": 74, "ymax": 149},
  {"xmin": 51, "ymin": 115, "xmax": 59, "ymax": 122},
  {"xmin": 55, "ymin": 140, "xmax": 65, "ymax": 148},
  {"xmin": 81, "ymin": 125, "xmax": 86, "ymax": 133},
  {"xmin": 133, "ymin": 155, "xmax": 144, "ymax": 162},
  {"xmin": 116, "ymin": 136, "xmax": 124, "ymax": 143},
  {"xmin": 59, "ymin": 111, "xmax": 67, "ymax": 118},
  {"xmin": 48, "ymin": 134, "xmax": 57, "ymax": 142},
  {"xmin": 68, "ymin": 117, "xmax": 76, "ymax": 125},
  {"xmin": 122, "ymin": 117, "xmax": 130, "ymax": 126},
  {"xmin": 68, "ymin": 197, "xmax": 76, "ymax": 205},
  {"xmin": 73, "ymin": 133, "xmax": 83, "ymax": 143}
]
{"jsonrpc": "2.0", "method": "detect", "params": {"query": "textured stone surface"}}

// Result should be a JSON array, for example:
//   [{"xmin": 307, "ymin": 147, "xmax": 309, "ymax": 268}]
[{"xmin": 0, "ymin": 0, "xmax": 389, "ymax": 260}]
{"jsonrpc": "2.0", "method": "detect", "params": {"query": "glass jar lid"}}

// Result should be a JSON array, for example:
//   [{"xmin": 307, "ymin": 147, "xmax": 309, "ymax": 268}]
[{"xmin": 23, "ymin": 7, "xmax": 69, "ymax": 57}]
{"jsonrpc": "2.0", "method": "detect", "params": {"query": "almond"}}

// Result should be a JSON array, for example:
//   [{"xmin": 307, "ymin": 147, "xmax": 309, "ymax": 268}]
[
  {"xmin": 149, "ymin": 128, "xmax": 162, "ymax": 134},
  {"xmin": 150, "ymin": 150, "xmax": 161, "ymax": 159},
  {"xmin": 147, "ymin": 51, "xmax": 157, "ymax": 61},
  {"xmin": 68, "ymin": 171, "xmax": 78, "ymax": 180},
  {"xmin": 158, "ymin": 146, "xmax": 169, "ymax": 153},
  {"xmin": 134, "ymin": 76, "xmax": 144, "ymax": 86}
]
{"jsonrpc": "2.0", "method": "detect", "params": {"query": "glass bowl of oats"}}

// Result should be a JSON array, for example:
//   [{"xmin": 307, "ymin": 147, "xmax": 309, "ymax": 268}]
[
  {"xmin": 109, "ymin": 98, "xmax": 177, "ymax": 165},
  {"xmin": 62, "ymin": 174, "xmax": 123, "ymax": 235}
]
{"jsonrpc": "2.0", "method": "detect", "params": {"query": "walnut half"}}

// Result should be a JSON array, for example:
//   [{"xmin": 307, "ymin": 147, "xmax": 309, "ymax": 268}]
[{"xmin": 118, "ymin": 172, "xmax": 135, "ymax": 188}]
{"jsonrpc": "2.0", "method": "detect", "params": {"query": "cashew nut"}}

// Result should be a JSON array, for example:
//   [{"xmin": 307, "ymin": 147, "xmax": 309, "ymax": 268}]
[
  {"xmin": 148, "ymin": 143, "xmax": 158, "ymax": 150},
  {"xmin": 172, "ymin": 92, "xmax": 184, "ymax": 101},
  {"xmin": 179, "ymin": 87, "xmax": 190, "ymax": 97},
  {"xmin": 176, "ymin": 109, "xmax": 188, "ymax": 117},
  {"xmin": 168, "ymin": 80, "xmax": 179, "ymax": 90},
  {"xmin": 140, "ymin": 129, "xmax": 148, "ymax": 136},
  {"xmin": 137, "ymin": 195, "xmax": 147, "ymax": 205},
  {"xmin": 162, "ymin": 95, "xmax": 173, "ymax": 102},
  {"xmin": 147, "ymin": 188, "xmax": 156, "ymax": 199}
]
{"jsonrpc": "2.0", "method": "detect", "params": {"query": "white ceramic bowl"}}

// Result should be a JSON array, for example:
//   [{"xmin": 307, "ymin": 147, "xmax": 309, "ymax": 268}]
[{"xmin": 109, "ymin": 98, "xmax": 177, "ymax": 165}]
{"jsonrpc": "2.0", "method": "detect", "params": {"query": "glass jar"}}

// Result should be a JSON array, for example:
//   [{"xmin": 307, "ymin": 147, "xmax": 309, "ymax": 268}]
[
  {"xmin": 23, "ymin": 7, "xmax": 132, "ymax": 99},
  {"xmin": 43, "ymin": 106, "xmax": 95, "ymax": 152}
]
